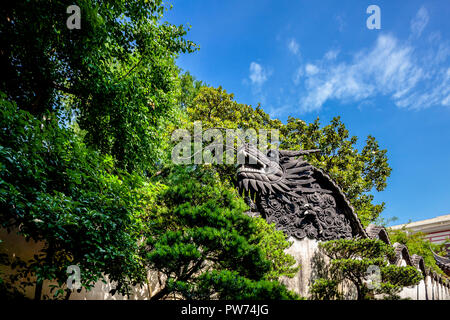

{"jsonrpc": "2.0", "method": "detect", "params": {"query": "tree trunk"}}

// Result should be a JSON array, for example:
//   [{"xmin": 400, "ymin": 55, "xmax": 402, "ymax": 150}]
[
  {"xmin": 34, "ymin": 280, "xmax": 43, "ymax": 301},
  {"xmin": 34, "ymin": 244, "xmax": 55, "ymax": 300},
  {"xmin": 150, "ymin": 286, "xmax": 168, "ymax": 301}
]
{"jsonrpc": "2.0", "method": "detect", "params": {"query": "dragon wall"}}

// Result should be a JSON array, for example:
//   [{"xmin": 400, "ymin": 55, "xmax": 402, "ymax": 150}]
[
  {"xmin": 1, "ymin": 144, "xmax": 449, "ymax": 299},
  {"xmin": 236, "ymin": 144, "xmax": 450, "ymax": 299}
]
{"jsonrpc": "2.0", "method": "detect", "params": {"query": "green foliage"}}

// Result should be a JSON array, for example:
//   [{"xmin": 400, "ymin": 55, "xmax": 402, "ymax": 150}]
[
  {"xmin": 280, "ymin": 117, "xmax": 391, "ymax": 226},
  {"xmin": 251, "ymin": 218, "xmax": 300, "ymax": 281},
  {"xmin": 0, "ymin": 93, "xmax": 158, "ymax": 298},
  {"xmin": 178, "ymin": 71, "xmax": 205, "ymax": 110},
  {"xmin": 0, "ymin": 92, "xmax": 298, "ymax": 299},
  {"xmin": 188, "ymin": 86, "xmax": 282, "ymax": 131},
  {"xmin": 168, "ymin": 269, "xmax": 299, "ymax": 300},
  {"xmin": 182, "ymin": 85, "xmax": 283, "ymax": 182},
  {"xmin": 319, "ymin": 238, "xmax": 395, "ymax": 260},
  {"xmin": 310, "ymin": 238, "xmax": 422, "ymax": 300},
  {"xmin": 172, "ymin": 84, "xmax": 302, "ymax": 285},
  {"xmin": 0, "ymin": 0, "xmax": 303, "ymax": 300},
  {"xmin": 388, "ymin": 227, "xmax": 448, "ymax": 277},
  {"xmin": 309, "ymin": 278, "xmax": 342, "ymax": 300},
  {"xmin": 184, "ymin": 83, "xmax": 391, "ymax": 226},
  {"xmin": 1, "ymin": 0, "xmax": 197, "ymax": 171},
  {"xmin": 379, "ymin": 264, "xmax": 423, "ymax": 296},
  {"xmin": 143, "ymin": 166, "xmax": 299, "ymax": 299},
  {"xmin": 0, "ymin": 0, "xmax": 396, "ymax": 301}
]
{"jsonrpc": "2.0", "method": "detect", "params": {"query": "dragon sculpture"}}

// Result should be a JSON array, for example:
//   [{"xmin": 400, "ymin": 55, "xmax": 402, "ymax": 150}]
[
  {"xmin": 235, "ymin": 143, "xmax": 450, "ymax": 293},
  {"xmin": 236, "ymin": 143, "xmax": 367, "ymax": 241}
]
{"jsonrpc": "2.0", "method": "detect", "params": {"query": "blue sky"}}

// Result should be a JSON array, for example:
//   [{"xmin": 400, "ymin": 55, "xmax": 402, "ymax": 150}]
[{"xmin": 164, "ymin": 0, "xmax": 450, "ymax": 225}]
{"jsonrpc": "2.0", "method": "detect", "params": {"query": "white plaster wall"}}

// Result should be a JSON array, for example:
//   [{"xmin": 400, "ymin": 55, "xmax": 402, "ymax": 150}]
[
  {"xmin": 426, "ymin": 276, "xmax": 433, "ymax": 300},
  {"xmin": 279, "ymin": 237, "xmax": 322, "ymax": 298},
  {"xmin": 66, "ymin": 270, "xmax": 164, "ymax": 300},
  {"xmin": 0, "ymin": 227, "xmax": 44, "ymax": 298},
  {"xmin": 0, "ymin": 228, "xmax": 161, "ymax": 300},
  {"xmin": 435, "ymin": 280, "xmax": 440, "ymax": 300},
  {"xmin": 431, "ymin": 279, "xmax": 436, "ymax": 300},
  {"xmin": 417, "ymin": 280, "xmax": 426, "ymax": 300},
  {"xmin": 398, "ymin": 284, "xmax": 417, "ymax": 300}
]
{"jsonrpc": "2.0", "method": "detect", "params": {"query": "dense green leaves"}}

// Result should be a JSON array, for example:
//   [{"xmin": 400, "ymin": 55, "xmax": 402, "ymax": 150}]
[
  {"xmin": 0, "ymin": 0, "xmax": 401, "ymax": 301},
  {"xmin": 0, "ymin": 92, "xmax": 299, "ymax": 299},
  {"xmin": 188, "ymin": 86, "xmax": 282, "ymax": 131},
  {"xmin": 280, "ymin": 117, "xmax": 391, "ymax": 226},
  {"xmin": 169, "ymin": 270, "xmax": 299, "ymax": 300},
  {"xmin": 143, "ymin": 166, "xmax": 299, "ymax": 299},
  {"xmin": 0, "ymin": 93, "xmax": 155, "ymax": 298},
  {"xmin": 184, "ymin": 84, "xmax": 391, "ymax": 226},
  {"xmin": 251, "ymin": 218, "xmax": 299, "ymax": 281},
  {"xmin": 0, "ymin": 1, "xmax": 301, "ymax": 299},
  {"xmin": 1, "ymin": 0, "xmax": 197, "ymax": 171}
]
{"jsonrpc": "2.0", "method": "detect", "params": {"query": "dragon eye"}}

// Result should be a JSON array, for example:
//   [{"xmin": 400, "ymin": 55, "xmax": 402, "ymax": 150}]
[{"xmin": 267, "ymin": 150, "xmax": 278, "ymax": 159}]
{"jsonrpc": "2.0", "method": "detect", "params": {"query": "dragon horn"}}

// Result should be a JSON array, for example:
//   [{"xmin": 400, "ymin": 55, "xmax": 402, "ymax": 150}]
[{"xmin": 279, "ymin": 149, "xmax": 321, "ymax": 157}]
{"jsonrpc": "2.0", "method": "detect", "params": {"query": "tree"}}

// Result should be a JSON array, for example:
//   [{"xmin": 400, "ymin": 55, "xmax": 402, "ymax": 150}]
[
  {"xmin": 178, "ymin": 71, "xmax": 205, "ymax": 110},
  {"xmin": 251, "ymin": 218, "xmax": 300, "ymax": 281},
  {"xmin": 310, "ymin": 238, "xmax": 422, "ymax": 300},
  {"xmin": 0, "ymin": 2, "xmax": 300, "ymax": 300},
  {"xmin": 0, "ymin": 0, "xmax": 200, "ymax": 299},
  {"xmin": 0, "ymin": 93, "xmax": 157, "ymax": 299},
  {"xmin": 0, "ymin": 91, "xmax": 299, "ymax": 300},
  {"xmin": 188, "ymin": 86, "xmax": 282, "ymax": 131},
  {"xmin": 0, "ymin": 0, "xmax": 395, "ymax": 301},
  {"xmin": 1, "ymin": 0, "xmax": 197, "ymax": 171},
  {"xmin": 142, "ymin": 165, "xmax": 299, "ymax": 300},
  {"xmin": 183, "ymin": 83, "xmax": 392, "ymax": 226},
  {"xmin": 280, "ymin": 117, "xmax": 391, "ymax": 226}
]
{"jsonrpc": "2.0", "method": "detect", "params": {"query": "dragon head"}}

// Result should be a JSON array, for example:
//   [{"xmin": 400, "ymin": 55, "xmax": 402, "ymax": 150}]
[
  {"xmin": 237, "ymin": 143, "xmax": 321, "ymax": 198},
  {"xmin": 236, "ymin": 143, "xmax": 366, "ymax": 241}
]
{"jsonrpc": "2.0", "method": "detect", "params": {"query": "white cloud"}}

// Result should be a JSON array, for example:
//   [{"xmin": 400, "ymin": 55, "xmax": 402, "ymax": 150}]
[
  {"xmin": 298, "ymin": 34, "xmax": 450, "ymax": 112},
  {"xmin": 288, "ymin": 39, "xmax": 300, "ymax": 55},
  {"xmin": 293, "ymin": 67, "xmax": 303, "ymax": 85},
  {"xmin": 249, "ymin": 62, "xmax": 268, "ymax": 86},
  {"xmin": 410, "ymin": 7, "xmax": 429, "ymax": 37},
  {"xmin": 305, "ymin": 64, "xmax": 319, "ymax": 76},
  {"xmin": 325, "ymin": 49, "xmax": 339, "ymax": 60},
  {"xmin": 395, "ymin": 67, "xmax": 450, "ymax": 109},
  {"xmin": 268, "ymin": 104, "xmax": 292, "ymax": 119},
  {"xmin": 246, "ymin": 62, "xmax": 272, "ymax": 104},
  {"xmin": 335, "ymin": 14, "xmax": 345, "ymax": 32}
]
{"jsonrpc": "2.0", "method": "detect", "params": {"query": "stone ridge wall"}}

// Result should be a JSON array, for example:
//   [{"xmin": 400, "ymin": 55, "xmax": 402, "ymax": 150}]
[
  {"xmin": 396, "ymin": 259, "xmax": 450, "ymax": 300},
  {"xmin": 366, "ymin": 224, "xmax": 450, "ymax": 300},
  {"xmin": 279, "ymin": 236, "xmax": 450, "ymax": 300},
  {"xmin": 1, "ymin": 227, "xmax": 449, "ymax": 300}
]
